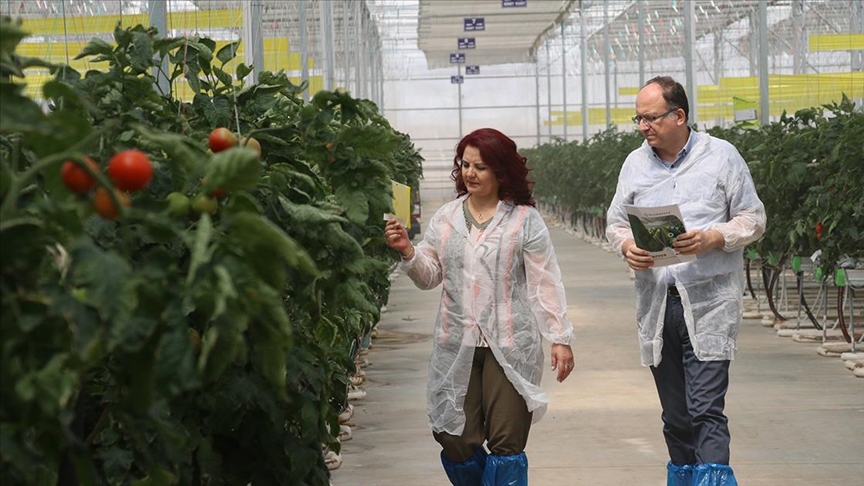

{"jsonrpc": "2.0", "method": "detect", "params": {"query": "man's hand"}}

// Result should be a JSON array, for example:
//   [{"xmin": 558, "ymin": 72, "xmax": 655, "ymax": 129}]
[
  {"xmin": 673, "ymin": 229, "xmax": 724, "ymax": 256},
  {"xmin": 621, "ymin": 239, "xmax": 654, "ymax": 270}
]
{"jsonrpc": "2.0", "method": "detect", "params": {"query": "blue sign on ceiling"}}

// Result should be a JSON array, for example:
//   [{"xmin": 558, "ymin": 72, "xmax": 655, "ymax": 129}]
[
  {"xmin": 451, "ymin": 75, "xmax": 464, "ymax": 84},
  {"xmin": 503, "ymin": 0, "xmax": 527, "ymax": 7},
  {"xmin": 449, "ymin": 53, "xmax": 466, "ymax": 63},
  {"xmin": 466, "ymin": 65, "xmax": 480, "ymax": 75}
]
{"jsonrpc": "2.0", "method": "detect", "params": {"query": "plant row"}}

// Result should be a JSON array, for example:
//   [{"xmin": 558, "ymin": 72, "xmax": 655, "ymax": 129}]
[{"xmin": 0, "ymin": 19, "xmax": 422, "ymax": 485}]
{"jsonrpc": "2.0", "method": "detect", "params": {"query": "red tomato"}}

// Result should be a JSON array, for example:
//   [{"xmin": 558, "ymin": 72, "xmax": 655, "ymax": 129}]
[
  {"xmin": 815, "ymin": 222, "xmax": 824, "ymax": 241},
  {"xmin": 209, "ymin": 127, "xmax": 237, "ymax": 153},
  {"xmin": 93, "ymin": 187, "xmax": 131, "ymax": 220},
  {"xmin": 61, "ymin": 156, "xmax": 100, "ymax": 194},
  {"xmin": 107, "ymin": 150, "xmax": 153, "ymax": 192}
]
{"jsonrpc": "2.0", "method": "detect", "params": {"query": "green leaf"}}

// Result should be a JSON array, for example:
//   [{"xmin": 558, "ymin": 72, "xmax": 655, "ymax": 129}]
[
  {"xmin": 225, "ymin": 212, "xmax": 319, "ymax": 279},
  {"xmin": 74, "ymin": 37, "xmax": 114, "ymax": 60},
  {"xmin": 67, "ymin": 239, "xmax": 136, "ymax": 333},
  {"xmin": 236, "ymin": 63, "xmax": 252, "ymax": 81},
  {"xmin": 216, "ymin": 41, "xmax": 241, "ymax": 64},
  {"xmin": 153, "ymin": 322, "xmax": 200, "ymax": 396},
  {"xmin": 202, "ymin": 147, "xmax": 262, "ymax": 194},
  {"xmin": 14, "ymin": 354, "xmax": 77, "ymax": 416},
  {"xmin": 0, "ymin": 82, "xmax": 46, "ymax": 133},
  {"xmin": 213, "ymin": 66, "xmax": 233, "ymax": 89},
  {"xmin": 132, "ymin": 467, "xmax": 179, "ymax": 486},
  {"xmin": 277, "ymin": 196, "xmax": 346, "ymax": 226},
  {"xmin": 128, "ymin": 31, "xmax": 155, "ymax": 73},
  {"xmin": 186, "ymin": 214, "xmax": 214, "ymax": 287},
  {"xmin": 335, "ymin": 184, "xmax": 369, "ymax": 223}
]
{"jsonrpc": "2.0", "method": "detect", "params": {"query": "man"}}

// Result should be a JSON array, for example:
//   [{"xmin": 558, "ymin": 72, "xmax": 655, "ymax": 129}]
[{"xmin": 606, "ymin": 76, "xmax": 765, "ymax": 486}]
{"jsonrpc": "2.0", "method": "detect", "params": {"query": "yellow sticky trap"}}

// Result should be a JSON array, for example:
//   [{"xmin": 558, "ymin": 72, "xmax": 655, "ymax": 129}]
[{"xmin": 389, "ymin": 180, "xmax": 411, "ymax": 229}]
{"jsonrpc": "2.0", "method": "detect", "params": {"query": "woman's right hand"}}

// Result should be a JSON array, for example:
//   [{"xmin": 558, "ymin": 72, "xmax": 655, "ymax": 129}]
[{"xmin": 385, "ymin": 218, "xmax": 413, "ymax": 258}]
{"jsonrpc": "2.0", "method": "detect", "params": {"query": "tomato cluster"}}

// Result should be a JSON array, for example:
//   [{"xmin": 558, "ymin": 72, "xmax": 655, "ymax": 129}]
[{"xmin": 60, "ymin": 150, "xmax": 153, "ymax": 220}]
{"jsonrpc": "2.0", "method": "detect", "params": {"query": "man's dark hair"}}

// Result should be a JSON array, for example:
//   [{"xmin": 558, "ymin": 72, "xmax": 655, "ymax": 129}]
[{"xmin": 644, "ymin": 76, "xmax": 689, "ymax": 122}]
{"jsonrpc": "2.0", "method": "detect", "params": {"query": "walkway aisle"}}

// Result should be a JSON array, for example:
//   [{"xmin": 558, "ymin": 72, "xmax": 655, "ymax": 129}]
[{"xmin": 332, "ymin": 222, "xmax": 864, "ymax": 486}]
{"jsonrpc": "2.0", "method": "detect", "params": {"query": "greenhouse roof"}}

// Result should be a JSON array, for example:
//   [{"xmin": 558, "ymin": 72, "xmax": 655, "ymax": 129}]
[{"xmin": 417, "ymin": 0, "xmax": 575, "ymax": 69}]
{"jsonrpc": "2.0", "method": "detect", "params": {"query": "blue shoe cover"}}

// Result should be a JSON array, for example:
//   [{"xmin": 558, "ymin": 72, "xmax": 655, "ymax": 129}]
[
  {"xmin": 441, "ymin": 447, "xmax": 488, "ymax": 486},
  {"xmin": 481, "ymin": 452, "xmax": 528, "ymax": 486},
  {"xmin": 693, "ymin": 463, "xmax": 738, "ymax": 486},
  {"xmin": 666, "ymin": 461, "xmax": 694, "ymax": 486}
]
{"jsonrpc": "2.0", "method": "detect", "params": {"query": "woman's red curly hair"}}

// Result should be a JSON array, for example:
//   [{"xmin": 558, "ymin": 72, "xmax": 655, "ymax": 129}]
[{"xmin": 450, "ymin": 128, "xmax": 535, "ymax": 207}]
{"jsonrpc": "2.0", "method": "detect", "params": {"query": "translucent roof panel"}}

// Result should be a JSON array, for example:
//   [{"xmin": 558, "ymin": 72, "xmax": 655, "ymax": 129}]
[
  {"xmin": 418, "ymin": 0, "xmax": 575, "ymax": 69},
  {"xmin": 583, "ymin": 0, "xmax": 781, "ymax": 63}
]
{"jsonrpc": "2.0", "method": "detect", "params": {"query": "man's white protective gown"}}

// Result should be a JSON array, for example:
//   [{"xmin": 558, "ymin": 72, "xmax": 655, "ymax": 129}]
[{"xmin": 606, "ymin": 132, "xmax": 766, "ymax": 367}]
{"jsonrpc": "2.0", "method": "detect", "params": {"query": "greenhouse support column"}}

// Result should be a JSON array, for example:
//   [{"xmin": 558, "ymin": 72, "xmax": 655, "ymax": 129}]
[
  {"xmin": 243, "ymin": 0, "xmax": 264, "ymax": 85},
  {"xmin": 758, "ymin": 0, "xmax": 770, "ymax": 125},
  {"xmin": 791, "ymin": 0, "xmax": 805, "ymax": 75},
  {"xmin": 354, "ymin": 0, "xmax": 363, "ymax": 96},
  {"xmin": 603, "ymin": 0, "xmax": 611, "ymax": 127},
  {"xmin": 581, "ymin": 9, "xmax": 588, "ymax": 141},
  {"xmin": 854, "ymin": 0, "xmax": 864, "ymax": 72},
  {"xmin": 343, "ymin": 0, "xmax": 351, "ymax": 91},
  {"xmin": 148, "ymin": 0, "xmax": 169, "ymax": 95},
  {"xmin": 714, "ymin": 32, "xmax": 723, "ymax": 125},
  {"xmin": 535, "ymin": 61, "xmax": 541, "ymax": 146},
  {"xmin": 300, "ymin": 0, "xmax": 309, "ymax": 101},
  {"xmin": 457, "ymin": 65, "xmax": 463, "ymax": 138},
  {"xmin": 360, "ymin": 12, "xmax": 368, "ymax": 99},
  {"xmin": 546, "ymin": 40, "xmax": 553, "ymax": 142},
  {"xmin": 637, "ymin": 0, "xmax": 645, "ymax": 86},
  {"xmin": 322, "ymin": 0, "xmax": 335, "ymax": 91},
  {"xmin": 683, "ymin": 0, "xmax": 697, "ymax": 126},
  {"xmin": 561, "ymin": 22, "xmax": 568, "ymax": 142},
  {"xmin": 748, "ymin": 11, "xmax": 758, "ymax": 77},
  {"xmin": 369, "ymin": 31, "xmax": 376, "ymax": 103}
]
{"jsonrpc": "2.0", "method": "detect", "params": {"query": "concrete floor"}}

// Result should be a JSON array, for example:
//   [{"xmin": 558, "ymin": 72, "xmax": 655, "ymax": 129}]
[{"xmin": 331, "ymin": 213, "xmax": 864, "ymax": 486}]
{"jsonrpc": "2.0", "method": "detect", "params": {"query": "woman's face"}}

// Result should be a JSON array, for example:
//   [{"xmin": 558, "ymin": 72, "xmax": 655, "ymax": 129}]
[{"xmin": 460, "ymin": 145, "xmax": 499, "ymax": 200}]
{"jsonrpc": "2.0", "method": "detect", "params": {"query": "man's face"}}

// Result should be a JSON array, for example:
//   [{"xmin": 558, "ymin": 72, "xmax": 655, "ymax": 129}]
[{"xmin": 634, "ymin": 83, "xmax": 683, "ymax": 151}]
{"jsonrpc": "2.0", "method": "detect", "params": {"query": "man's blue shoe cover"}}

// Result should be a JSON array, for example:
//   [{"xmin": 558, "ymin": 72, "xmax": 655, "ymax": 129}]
[
  {"xmin": 481, "ymin": 452, "xmax": 528, "ymax": 486},
  {"xmin": 666, "ymin": 461, "xmax": 694, "ymax": 486},
  {"xmin": 441, "ymin": 447, "xmax": 488, "ymax": 486},
  {"xmin": 693, "ymin": 463, "xmax": 738, "ymax": 486}
]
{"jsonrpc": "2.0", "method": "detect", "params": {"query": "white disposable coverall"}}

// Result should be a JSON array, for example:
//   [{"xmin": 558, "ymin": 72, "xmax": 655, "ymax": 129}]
[
  {"xmin": 606, "ymin": 131, "xmax": 766, "ymax": 366},
  {"xmin": 402, "ymin": 195, "xmax": 573, "ymax": 435}
]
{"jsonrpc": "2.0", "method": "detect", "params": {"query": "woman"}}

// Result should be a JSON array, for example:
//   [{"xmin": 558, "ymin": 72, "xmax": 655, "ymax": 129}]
[{"xmin": 384, "ymin": 128, "xmax": 575, "ymax": 486}]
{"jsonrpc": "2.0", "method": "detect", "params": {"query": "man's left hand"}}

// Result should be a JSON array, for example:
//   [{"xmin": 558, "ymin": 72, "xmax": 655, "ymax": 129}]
[{"xmin": 674, "ymin": 229, "xmax": 724, "ymax": 255}]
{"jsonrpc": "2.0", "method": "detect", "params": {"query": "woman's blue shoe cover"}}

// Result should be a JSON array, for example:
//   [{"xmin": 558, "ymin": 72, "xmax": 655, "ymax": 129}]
[
  {"xmin": 441, "ymin": 447, "xmax": 488, "ymax": 486},
  {"xmin": 480, "ymin": 452, "xmax": 528, "ymax": 486}
]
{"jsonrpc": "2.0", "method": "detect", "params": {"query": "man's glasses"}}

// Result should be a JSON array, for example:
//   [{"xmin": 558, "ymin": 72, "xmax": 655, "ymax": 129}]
[{"xmin": 632, "ymin": 107, "xmax": 678, "ymax": 125}]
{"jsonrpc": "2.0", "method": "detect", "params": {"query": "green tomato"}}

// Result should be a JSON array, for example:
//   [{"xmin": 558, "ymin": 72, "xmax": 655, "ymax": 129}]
[
  {"xmin": 166, "ymin": 192, "xmax": 190, "ymax": 216},
  {"xmin": 192, "ymin": 194, "xmax": 219, "ymax": 215}
]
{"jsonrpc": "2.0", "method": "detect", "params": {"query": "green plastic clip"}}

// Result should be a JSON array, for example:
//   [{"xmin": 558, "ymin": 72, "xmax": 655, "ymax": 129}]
[{"xmin": 835, "ymin": 268, "xmax": 847, "ymax": 287}]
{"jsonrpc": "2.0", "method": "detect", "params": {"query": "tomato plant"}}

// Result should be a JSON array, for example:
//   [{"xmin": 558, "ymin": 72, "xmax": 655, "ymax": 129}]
[
  {"xmin": 107, "ymin": 149, "xmax": 152, "ymax": 191},
  {"xmin": 209, "ymin": 127, "xmax": 237, "ymax": 153},
  {"xmin": 1, "ymin": 20, "xmax": 423, "ymax": 486},
  {"xmin": 60, "ymin": 156, "xmax": 100, "ymax": 194}
]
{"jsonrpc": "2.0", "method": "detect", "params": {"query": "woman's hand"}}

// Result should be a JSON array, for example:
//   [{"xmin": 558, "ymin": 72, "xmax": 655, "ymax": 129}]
[
  {"xmin": 551, "ymin": 343, "xmax": 574, "ymax": 383},
  {"xmin": 385, "ymin": 218, "xmax": 414, "ymax": 259}
]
